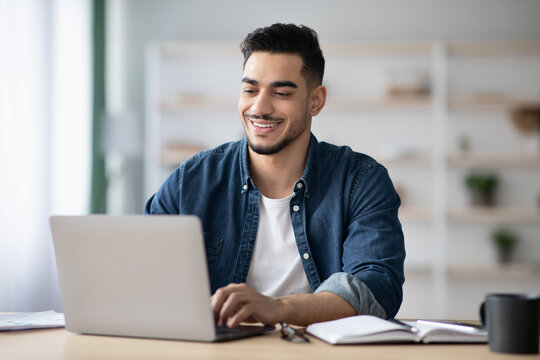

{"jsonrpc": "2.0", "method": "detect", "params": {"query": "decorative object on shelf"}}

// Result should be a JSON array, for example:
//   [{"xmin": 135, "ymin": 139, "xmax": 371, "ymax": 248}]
[
  {"xmin": 457, "ymin": 134, "xmax": 470, "ymax": 153},
  {"xmin": 384, "ymin": 68, "xmax": 430, "ymax": 99},
  {"xmin": 464, "ymin": 171, "xmax": 499, "ymax": 206},
  {"xmin": 510, "ymin": 102, "xmax": 540, "ymax": 154},
  {"xmin": 510, "ymin": 102, "xmax": 540, "ymax": 134},
  {"xmin": 490, "ymin": 227, "xmax": 518, "ymax": 264}
]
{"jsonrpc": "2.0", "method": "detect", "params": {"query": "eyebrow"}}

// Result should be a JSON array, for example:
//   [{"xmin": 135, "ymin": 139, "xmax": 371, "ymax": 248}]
[{"xmin": 242, "ymin": 77, "xmax": 298, "ymax": 88}]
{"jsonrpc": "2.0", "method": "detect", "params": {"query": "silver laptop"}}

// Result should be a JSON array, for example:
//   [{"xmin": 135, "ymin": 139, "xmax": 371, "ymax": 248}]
[{"xmin": 50, "ymin": 215, "xmax": 274, "ymax": 342}]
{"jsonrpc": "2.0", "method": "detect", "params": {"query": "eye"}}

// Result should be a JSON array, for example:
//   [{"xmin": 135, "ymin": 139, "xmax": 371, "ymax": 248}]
[
  {"xmin": 242, "ymin": 88, "xmax": 256, "ymax": 95},
  {"xmin": 274, "ymin": 91, "xmax": 290, "ymax": 97}
]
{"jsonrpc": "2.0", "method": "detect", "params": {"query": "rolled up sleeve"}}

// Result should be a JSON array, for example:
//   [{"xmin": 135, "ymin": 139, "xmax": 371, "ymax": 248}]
[{"xmin": 315, "ymin": 272, "xmax": 387, "ymax": 318}]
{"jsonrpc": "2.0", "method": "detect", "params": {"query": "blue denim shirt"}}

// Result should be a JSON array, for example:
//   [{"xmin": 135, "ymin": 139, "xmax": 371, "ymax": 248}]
[{"xmin": 144, "ymin": 133, "xmax": 405, "ymax": 318}]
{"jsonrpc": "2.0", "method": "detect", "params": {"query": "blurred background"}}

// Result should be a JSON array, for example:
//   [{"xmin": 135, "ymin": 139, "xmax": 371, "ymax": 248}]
[{"xmin": 1, "ymin": 0, "xmax": 540, "ymax": 319}]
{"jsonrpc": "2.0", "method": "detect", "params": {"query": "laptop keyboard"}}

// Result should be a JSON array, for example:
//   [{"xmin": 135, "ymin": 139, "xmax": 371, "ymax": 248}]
[
  {"xmin": 216, "ymin": 325, "xmax": 248, "ymax": 334},
  {"xmin": 215, "ymin": 324, "xmax": 275, "ymax": 341}
]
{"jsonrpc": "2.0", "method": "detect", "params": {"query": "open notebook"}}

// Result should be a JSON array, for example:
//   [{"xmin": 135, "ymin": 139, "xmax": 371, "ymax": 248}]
[{"xmin": 306, "ymin": 315, "xmax": 487, "ymax": 344}]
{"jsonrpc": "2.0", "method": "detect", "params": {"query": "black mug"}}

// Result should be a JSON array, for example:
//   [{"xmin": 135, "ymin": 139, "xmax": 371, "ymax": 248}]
[{"xmin": 480, "ymin": 293, "xmax": 540, "ymax": 354}]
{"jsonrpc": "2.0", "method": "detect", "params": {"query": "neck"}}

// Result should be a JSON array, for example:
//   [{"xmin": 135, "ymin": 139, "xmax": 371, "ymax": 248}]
[{"xmin": 248, "ymin": 132, "xmax": 310, "ymax": 199}]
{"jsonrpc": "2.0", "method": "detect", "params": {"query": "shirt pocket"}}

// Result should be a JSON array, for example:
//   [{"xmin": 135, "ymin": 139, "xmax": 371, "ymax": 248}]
[{"xmin": 203, "ymin": 232, "xmax": 223, "ymax": 282}]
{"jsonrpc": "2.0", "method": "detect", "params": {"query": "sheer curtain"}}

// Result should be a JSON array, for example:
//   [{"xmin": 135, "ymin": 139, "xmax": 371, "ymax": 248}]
[{"xmin": 0, "ymin": 0, "xmax": 91, "ymax": 311}]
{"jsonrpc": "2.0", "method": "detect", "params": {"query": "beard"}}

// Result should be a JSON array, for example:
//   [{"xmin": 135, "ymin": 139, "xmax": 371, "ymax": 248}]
[
  {"xmin": 245, "ymin": 107, "xmax": 309, "ymax": 156},
  {"xmin": 247, "ymin": 133, "xmax": 296, "ymax": 155}
]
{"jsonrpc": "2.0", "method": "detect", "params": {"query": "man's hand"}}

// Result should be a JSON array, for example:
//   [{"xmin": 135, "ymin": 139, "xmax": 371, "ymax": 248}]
[
  {"xmin": 210, "ymin": 283, "xmax": 357, "ymax": 328},
  {"xmin": 210, "ymin": 283, "xmax": 284, "ymax": 328}
]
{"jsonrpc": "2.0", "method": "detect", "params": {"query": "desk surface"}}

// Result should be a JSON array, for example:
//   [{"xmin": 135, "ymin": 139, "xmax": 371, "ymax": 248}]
[{"xmin": 0, "ymin": 326, "xmax": 534, "ymax": 360}]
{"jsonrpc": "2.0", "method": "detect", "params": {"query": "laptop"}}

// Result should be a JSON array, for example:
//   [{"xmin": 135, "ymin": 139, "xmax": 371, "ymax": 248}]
[{"xmin": 49, "ymin": 215, "xmax": 274, "ymax": 342}]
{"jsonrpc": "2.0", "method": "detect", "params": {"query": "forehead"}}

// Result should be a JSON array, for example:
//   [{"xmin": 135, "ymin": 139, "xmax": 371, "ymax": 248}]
[{"xmin": 243, "ymin": 52, "xmax": 305, "ymax": 85}]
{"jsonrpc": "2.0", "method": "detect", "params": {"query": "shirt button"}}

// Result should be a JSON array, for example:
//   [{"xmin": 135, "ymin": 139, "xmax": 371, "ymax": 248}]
[
  {"xmin": 293, "ymin": 205, "xmax": 300, "ymax": 212},
  {"xmin": 242, "ymin": 184, "xmax": 248, "ymax": 190},
  {"xmin": 296, "ymin": 182, "xmax": 303, "ymax": 189},
  {"xmin": 303, "ymin": 253, "xmax": 310, "ymax": 260}
]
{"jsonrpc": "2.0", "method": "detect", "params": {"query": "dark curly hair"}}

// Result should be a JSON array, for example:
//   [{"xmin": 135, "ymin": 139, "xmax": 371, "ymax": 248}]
[{"xmin": 240, "ymin": 23, "xmax": 325, "ymax": 87}]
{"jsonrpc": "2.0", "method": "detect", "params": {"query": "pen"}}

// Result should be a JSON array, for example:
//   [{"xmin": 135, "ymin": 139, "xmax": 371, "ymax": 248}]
[{"xmin": 389, "ymin": 319, "xmax": 419, "ymax": 333}]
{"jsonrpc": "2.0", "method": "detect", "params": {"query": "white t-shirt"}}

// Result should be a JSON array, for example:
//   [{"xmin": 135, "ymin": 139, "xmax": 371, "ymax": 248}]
[{"xmin": 246, "ymin": 193, "xmax": 312, "ymax": 297}]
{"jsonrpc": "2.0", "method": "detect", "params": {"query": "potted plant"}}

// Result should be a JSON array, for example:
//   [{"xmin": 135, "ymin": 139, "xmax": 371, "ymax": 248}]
[
  {"xmin": 464, "ymin": 171, "xmax": 498, "ymax": 206},
  {"xmin": 490, "ymin": 228, "xmax": 518, "ymax": 264}
]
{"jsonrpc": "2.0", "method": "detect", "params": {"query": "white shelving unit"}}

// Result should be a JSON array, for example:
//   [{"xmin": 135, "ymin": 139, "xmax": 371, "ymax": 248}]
[
  {"xmin": 444, "ymin": 41, "xmax": 540, "ymax": 319},
  {"xmin": 145, "ymin": 41, "xmax": 540, "ymax": 319},
  {"xmin": 448, "ymin": 207, "xmax": 540, "ymax": 223}
]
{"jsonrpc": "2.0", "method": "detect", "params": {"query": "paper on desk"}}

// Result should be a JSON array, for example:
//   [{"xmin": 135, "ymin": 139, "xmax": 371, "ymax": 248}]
[{"xmin": 0, "ymin": 310, "xmax": 65, "ymax": 331}]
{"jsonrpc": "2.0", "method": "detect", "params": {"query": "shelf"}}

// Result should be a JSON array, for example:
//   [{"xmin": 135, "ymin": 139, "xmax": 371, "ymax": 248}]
[
  {"xmin": 448, "ymin": 153, "xmax": 540, "ymax": 167},
  {"xmin": 407, "ymin": 264, "xmax": 540, "ymax": 280},
  {"xmin": 404, "ymin": 265, "xmax": 433, "ymax": 278},
  {"xmin": 158, "ymin": 41, "xmax": 540, "ymax": 59},
  {"xmin": 448, "ymin": 207, "xmax": 540, "ymax": 224},
  {"xmin": 448, "ymin": 41, "xmax": 540, "ymax": 56},
  {"xmin": 158, "ymin": 41, "xmax": 436, "ymax": 58},
  {"xmin": 325, "ymin": 96, "xmax": 432, "ymax": 111},
  {"xmin": 399, "ymin": 207, "xmax": 432, "ymax": 222},
  {"xmin": 448, "ymin": 97, "xmax": 540, "ymax": 111},
  {"xmin": 322, "ymin": 42, "xmax": 433, "ymax": 56},
  {"xmin": 447, "ymin": 264, "xmax": 540, "ymax": 280},
  {"xmin": 161, "ymin": 144, "xmax": 206, "ymax": 167},
  {"xmin": 158, "ymin": 42, "xmax": 239, "ymax": 58},
  {"xmin": 380, "ymin": 153, "xmax": 432, "ymax": 167},
  {"xmin": 160, "ymin": 97, "xmax": 236, "ymax": 111},
  {"xmin": 160, "ymin": 96, "xmax": 433, "ymax": 112}
]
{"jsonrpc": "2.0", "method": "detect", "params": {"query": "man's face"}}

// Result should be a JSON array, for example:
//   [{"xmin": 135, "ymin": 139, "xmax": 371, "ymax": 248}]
[{"xmin": 238, "ymin": 52, "xmax": 311, "ymax": 155}]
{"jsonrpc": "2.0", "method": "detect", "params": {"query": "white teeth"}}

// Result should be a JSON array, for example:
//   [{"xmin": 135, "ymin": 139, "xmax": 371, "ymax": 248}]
[{"xmin": 252, "ymin": 121, "xmax": 279, "ymax": 128}]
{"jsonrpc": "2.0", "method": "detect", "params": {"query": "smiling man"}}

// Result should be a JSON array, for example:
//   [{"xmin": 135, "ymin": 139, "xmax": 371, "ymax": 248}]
[{"xmin": 145, "ymin": 23, "xmax": 405, "ymax": 328}]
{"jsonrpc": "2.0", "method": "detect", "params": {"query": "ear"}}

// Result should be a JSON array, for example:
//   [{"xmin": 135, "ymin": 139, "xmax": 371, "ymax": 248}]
[{"xmin": 309, "ymin": 85, "xmax": 327, "ymax": 116}]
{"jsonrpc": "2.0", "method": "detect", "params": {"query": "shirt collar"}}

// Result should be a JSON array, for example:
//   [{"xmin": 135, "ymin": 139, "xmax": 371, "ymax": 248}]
[
  {"xmin": 238, "ymin": 133, "xmax": 320, "ymax": 195},
  {"xmin": 239, "ymin": 137, "xmax": 252, "ymax": 193},
  {"xmin": 298, "ymin": 132, "xmax": 320, "ymax": 197}
]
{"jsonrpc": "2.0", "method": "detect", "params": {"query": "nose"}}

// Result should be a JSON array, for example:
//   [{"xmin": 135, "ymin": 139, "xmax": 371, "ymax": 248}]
[{"xmin": 250, "ymin": 91, "xmax": 273, "ymax": 116}]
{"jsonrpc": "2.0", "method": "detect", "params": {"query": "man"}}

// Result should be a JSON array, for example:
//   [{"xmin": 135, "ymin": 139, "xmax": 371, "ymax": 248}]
[{"xmin": 145, "ymin": 23, "xmax": 405, "ymax": 328}]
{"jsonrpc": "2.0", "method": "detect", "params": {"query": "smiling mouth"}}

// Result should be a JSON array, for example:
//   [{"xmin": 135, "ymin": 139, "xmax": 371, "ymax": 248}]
[
  {"xmin": 246, "ymin": 114, "xmax": 283, "ymax": 129},
  {"xmin": 251, "ymin": 120, "xmax": 280, "ymax": 128}
]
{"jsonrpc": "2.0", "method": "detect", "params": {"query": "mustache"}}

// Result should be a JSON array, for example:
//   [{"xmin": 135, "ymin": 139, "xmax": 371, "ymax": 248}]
[{"xmin": 245, "ymin": 113, "xmax": 284, "ymax": 122}]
